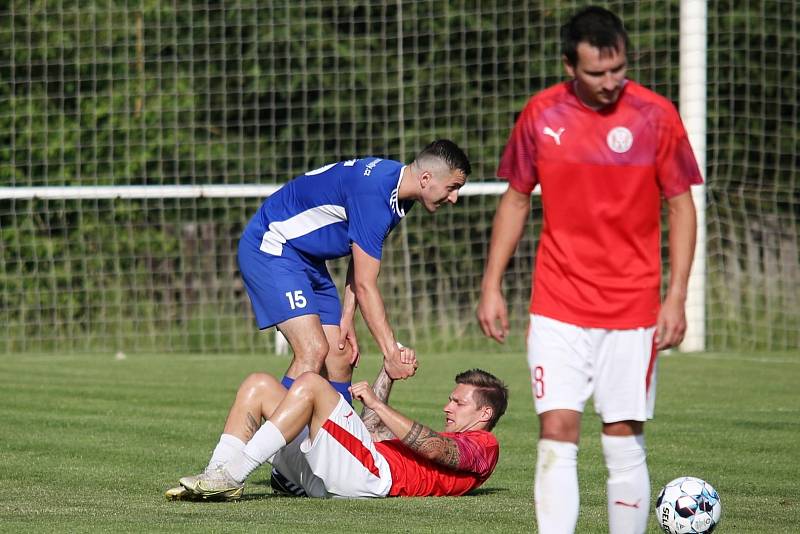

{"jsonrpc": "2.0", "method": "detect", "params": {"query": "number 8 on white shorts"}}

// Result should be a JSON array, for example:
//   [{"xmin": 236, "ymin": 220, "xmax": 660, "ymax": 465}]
[{"xmin": 527, "ymin": 314, "xmax": 657, "ymax": 423}]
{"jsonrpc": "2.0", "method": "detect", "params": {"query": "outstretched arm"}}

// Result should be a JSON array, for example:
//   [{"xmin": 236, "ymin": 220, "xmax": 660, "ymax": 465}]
[
  {"xmin": 350, "ymin": 381, "xmax": 460, "ymax": 468},
  {"xmin": 358, "ymin": 367, "xmax": 396, "ymax": 441},
  {"xmin": 351, "ymin": 242, "xmax": 416, "ymax": 379}
]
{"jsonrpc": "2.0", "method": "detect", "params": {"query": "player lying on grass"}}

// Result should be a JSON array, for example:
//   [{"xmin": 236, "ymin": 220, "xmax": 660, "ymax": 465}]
[{"xmin": 166, "ymin": 366, "xmax": 508, "ymax": 499}]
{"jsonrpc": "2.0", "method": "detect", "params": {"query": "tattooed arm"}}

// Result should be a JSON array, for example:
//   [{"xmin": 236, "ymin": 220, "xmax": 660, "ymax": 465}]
[
  {"xmin": 399, "ymin": 421, "xmax": 461, "ymax": 468},
  {"xmin": 359, "ymin": 367, "xmax": 397, "ymax": 441},
  {"xmin": 350, "ymin": 379, "xmax": 461, "ymax": 469}
]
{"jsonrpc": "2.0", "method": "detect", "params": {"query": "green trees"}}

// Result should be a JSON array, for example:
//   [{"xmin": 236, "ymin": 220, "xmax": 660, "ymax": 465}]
[{"xmin": 1, "ymin": 1, "xmax": 797, "ymax": 351}]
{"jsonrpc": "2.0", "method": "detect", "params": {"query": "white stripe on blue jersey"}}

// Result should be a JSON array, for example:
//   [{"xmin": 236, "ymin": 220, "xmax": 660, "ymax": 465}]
[{"xmin": 260, "ymin": 204, "xmax": 348, "ymax": 256}]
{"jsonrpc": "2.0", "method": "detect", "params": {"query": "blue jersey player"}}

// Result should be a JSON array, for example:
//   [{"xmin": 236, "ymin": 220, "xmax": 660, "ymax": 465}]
[{"xmin": 237, "ymin": 140, "xmax": 471, "ymax": 401}]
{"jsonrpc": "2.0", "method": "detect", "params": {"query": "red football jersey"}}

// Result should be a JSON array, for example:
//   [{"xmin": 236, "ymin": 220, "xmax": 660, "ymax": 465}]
[
  {"xmin": 497, "ymin": 80, "xmax": 703, "ymax": 328},
  {"xmin": 376, "ymin": 430, "xmax": 499, "ymax": 497}
]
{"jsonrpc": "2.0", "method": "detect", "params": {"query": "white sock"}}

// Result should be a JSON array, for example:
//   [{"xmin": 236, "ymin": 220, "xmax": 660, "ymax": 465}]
[
  {"xmin": 535, "ymin": 439, "xmax": 579, "ymax": 534},
  {"xmin": 602, "ymin": 433, "xmax": 650, "ymax": 534},
  {"xmin": 225, "ymin": 421, "xmax": 287, "ymax": 483},
  {"xmin": 206, "ymin": 434, "xmax": 246, "ymax": 470}
]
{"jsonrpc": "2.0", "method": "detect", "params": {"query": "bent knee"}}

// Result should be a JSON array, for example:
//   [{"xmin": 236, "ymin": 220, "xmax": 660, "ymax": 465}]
[
  {"xmin": 326, "ymin": 341, "xmax": 352, "ymax": 363},
  {"xmin": 239, "ymin": 372, "xmax": 280, "ymax": 396},
  {"xmin": 324, "ymin": 344, "xmax": 353, "ymax": 376},
  {"xmin": 539, "ymin": 410, "xmax": 582, "ymax": 443},
  {"xmin": 602, "ymin": 420, "xmax": 644, "ymax": 436},
  {"xmin": 284, "ymin": 372, "xmax": 328, "ymax": 403},
  {"xmin": 293, "ymin": 339, "xmax": 330, "ymax": 372},
  {"xmin": 292, "ymin": 371, "xmax": 327, "ymax": 390}
]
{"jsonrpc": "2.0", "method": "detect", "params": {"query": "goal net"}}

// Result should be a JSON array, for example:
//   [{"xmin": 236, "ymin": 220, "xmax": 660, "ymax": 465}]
[{"xmin": 1, "ymin": 2, "xmax": 797, "ymax": 353}]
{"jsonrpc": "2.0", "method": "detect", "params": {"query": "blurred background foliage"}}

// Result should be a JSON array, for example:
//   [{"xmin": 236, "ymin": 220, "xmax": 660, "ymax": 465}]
[{"xmin": 0, "ymin": 1, "xmax": 797, "ymax": 352}]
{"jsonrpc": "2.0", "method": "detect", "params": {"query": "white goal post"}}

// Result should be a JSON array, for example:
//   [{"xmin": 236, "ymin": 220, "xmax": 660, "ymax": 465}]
[{"xmin": 680, "ymin": 0, "xmax": 708, "ymax": 352}]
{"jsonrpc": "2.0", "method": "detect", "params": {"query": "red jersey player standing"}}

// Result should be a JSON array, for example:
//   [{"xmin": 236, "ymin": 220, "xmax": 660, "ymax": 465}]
[{"xmin": 477, "ymin": 6, "xmax": 702, "ymax": 534}]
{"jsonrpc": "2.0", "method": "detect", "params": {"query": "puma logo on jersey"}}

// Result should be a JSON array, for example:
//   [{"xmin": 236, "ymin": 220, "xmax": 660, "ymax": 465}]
[
  {"xmin": 343, "ymin": 410, "xmax": 354, "ymax": 420},
  {"xmin": 542, "ymin": 126, "xmax": 565, "ymax": 145}
]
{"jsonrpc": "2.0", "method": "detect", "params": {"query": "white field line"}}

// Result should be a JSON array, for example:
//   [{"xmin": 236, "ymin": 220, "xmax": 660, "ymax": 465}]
[{"xmin": 667, "ymin": 352, "xmax": 799, "ymax": 365}]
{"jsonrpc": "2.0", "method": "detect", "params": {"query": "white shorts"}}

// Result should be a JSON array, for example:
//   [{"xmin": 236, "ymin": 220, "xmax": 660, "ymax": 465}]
[
  {"xmin": 527, "ymin": 314, "xmax": 658, "ymax": 423},
  {"xmin": 271, "ymin": 395, "xmax": 393, "ymax": 498}
]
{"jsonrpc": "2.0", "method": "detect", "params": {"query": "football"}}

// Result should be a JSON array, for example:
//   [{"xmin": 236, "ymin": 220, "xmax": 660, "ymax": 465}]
[{"xmin": 654, "ymin": 476, "xmax": 722, "ymax": 533}]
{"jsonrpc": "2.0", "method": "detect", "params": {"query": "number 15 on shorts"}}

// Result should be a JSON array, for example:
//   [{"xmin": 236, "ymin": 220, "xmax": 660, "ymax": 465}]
[{"xmin": 285, "ymin": 290, "xmax": 307, "ymax": 310}]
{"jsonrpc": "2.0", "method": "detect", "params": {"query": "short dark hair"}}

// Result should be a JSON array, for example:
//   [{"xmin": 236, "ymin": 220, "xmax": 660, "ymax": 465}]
[
  {"xmin": 561, "ymin": 6, "xmax": 630, "ymax": 67},
  {"xmin": 455, "ymin": 369, "xmax": 508, "ymax": 431},
  {"xmin": 415, "ymin": 139, "xmax": 472, "ymax": 178}
]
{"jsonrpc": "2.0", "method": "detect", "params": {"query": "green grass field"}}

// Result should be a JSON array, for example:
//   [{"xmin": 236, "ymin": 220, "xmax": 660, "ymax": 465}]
[{"xmin": 1, "ymin": 348, "xmax": 798, "ymax": 533}]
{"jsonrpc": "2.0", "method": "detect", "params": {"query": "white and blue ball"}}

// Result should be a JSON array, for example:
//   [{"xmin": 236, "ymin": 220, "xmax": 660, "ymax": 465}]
[{"xmin": 655, "ymin": 476, "xmax": 722, "ymax": 533}]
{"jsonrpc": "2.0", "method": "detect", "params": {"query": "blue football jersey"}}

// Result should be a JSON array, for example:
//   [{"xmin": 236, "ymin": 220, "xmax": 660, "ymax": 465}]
[{"xmin": 241, "ymin": 158, "xmax": 414, "ymax": 262}]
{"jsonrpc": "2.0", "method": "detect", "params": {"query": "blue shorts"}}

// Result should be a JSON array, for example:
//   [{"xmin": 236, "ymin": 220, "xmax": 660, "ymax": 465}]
[{"xmin": 238, "ymin": 239, "xmax": 341, "ymax": 330}]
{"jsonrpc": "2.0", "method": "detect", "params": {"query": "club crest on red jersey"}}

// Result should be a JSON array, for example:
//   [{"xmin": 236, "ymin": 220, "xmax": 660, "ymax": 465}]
[{"xmin": 607, "ymin": 126, "xmax": 633, "ymax": 153}]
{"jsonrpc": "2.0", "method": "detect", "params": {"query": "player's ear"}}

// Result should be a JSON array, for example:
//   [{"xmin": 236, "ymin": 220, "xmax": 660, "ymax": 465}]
[
  {"xmin": 563, "ymin": 55, "xmax": 575, "ymax": 77},
  {"xmin": 419, "ymin": 170, "xmax": 432, "ymax": 188},
  {"xmin": 478, "ymin": 405, "xmax": 493, "ymax": 424}
]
